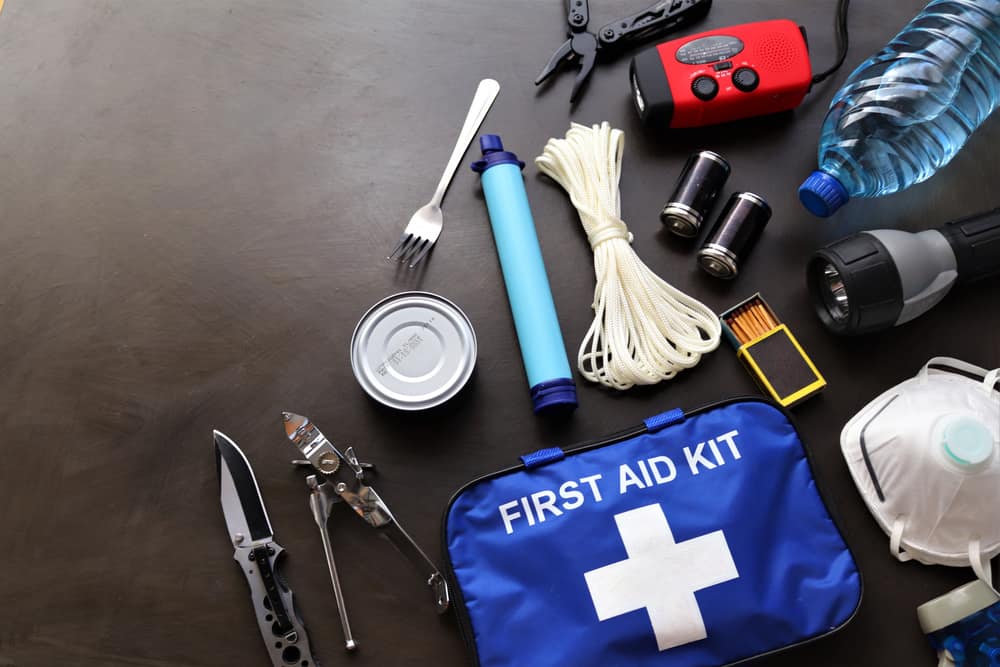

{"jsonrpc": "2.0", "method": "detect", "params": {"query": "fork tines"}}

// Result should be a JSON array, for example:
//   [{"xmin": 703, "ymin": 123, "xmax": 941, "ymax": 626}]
[{"xmin": 387, "ymin": 233, "xmax": 434, "ymax": 269}]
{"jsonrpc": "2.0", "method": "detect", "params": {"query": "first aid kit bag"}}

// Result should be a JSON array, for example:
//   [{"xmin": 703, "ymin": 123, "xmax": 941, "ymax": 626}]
[{"xmin": 442, "ymin": 398, "xmax": 862, "ymax": 667}]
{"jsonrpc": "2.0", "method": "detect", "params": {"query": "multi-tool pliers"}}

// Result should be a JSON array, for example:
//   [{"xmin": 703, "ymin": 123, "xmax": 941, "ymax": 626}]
[
  {"xmin": 283, "ymin": 411, "xmax": 450, "ymax": 651},
  {"xmin": 536, "ymin": 0, "xmax": 712, "ymax": 103}
]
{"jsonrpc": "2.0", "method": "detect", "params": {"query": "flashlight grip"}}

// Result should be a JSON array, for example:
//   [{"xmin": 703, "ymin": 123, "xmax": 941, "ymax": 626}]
[{"xmin": 941, "ymin": 207, "xmax": 1000, "ymax": 284}]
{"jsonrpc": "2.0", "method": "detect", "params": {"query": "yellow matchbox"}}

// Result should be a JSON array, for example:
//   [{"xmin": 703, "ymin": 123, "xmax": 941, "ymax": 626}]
[{"xmin": 719, "ymin": 294, "xmax": 826, "ymax": 408}]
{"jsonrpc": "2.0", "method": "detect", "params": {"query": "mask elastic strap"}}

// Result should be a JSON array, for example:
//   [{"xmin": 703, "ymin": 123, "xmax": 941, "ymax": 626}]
[
  {"xmin": 984, "ymin": 368, "xmax": 999, "ymax": 394},
  {"xmin": 890, "ymin": 517, "xmax": 913, "ymax": 562},
  {"xmin": 969, "ymin": 539, "xmax": 998, "ymax": 593},
  {"xmin": 919, "ymin": 357, "xmax": 989, "ymax": 385}
]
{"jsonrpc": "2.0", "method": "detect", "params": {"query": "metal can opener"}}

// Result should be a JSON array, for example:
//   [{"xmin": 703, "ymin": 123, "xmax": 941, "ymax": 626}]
[{"xmin": 283, "ymin": 412, "xmax": 450, "ymax": 651}]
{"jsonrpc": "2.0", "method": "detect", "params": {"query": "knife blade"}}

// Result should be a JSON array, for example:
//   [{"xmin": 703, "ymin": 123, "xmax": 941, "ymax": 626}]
[{"xmin": 215, "ymin": 430, "xmax": 320, "ymax": 667}]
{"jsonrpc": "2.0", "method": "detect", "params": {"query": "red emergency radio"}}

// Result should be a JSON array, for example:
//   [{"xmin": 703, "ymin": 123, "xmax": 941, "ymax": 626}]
[{"xmin": 630, "ymin": 19, "xmax": 812, "ymax": 128}]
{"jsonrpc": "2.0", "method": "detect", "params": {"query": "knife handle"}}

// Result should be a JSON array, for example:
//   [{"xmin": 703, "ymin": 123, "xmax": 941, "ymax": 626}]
[{"xmin": 234, "ymin": 543, "xmax": 320, "ymax": 667}]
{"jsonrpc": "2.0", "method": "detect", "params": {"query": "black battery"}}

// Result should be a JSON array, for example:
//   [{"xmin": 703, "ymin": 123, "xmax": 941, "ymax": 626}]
[
  {"xmin": 697, "ymin": 192, "xmax": 771, "ymax": 279},
  {"xmin": 660, "ymin": 150, "xmax": 731, "ymax": 238}
]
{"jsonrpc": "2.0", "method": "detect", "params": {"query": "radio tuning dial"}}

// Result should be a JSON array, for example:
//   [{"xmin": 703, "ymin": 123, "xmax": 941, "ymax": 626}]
[
  {"xmin": 691, "ymin": 76, "xmax": 719, "ymax": 101},
  {"xmin": 733, "ymin": 67, "xmax": 760, "ymax": 92}
]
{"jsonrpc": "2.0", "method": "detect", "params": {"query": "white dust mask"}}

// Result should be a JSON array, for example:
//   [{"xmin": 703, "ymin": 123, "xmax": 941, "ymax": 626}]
[{"xmin": 841, "ymin": 357, "xmax": 1000, "ymax": 588}]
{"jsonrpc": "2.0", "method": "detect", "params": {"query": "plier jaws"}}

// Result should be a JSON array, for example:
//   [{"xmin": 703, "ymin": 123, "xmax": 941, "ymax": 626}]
[{"xmin": 535, "ymin": 32, "xmax": 599, "ymax": 103}]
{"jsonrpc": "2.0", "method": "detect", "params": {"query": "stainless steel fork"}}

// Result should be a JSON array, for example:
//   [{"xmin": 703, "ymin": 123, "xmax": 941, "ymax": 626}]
[{"xmin": 388, "ymin": 78, "xmax": 500, "ymax": 268}]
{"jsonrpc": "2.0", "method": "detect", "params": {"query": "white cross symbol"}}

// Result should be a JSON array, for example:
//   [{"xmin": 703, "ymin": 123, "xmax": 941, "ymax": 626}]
[{"xmin": 584, "ymin": 503, "xmax": 739, "ymax": 651}]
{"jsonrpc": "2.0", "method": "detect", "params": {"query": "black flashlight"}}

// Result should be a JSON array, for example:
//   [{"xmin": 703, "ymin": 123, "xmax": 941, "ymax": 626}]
[{"xmin": 807, "ymin": 207, "xmax": 1000, "ymax": 335}]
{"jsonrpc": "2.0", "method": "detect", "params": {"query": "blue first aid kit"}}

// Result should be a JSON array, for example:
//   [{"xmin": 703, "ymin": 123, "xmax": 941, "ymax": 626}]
[{"xmin": 443, "ymin": 398, "xmax": 862, "ymax": 667}]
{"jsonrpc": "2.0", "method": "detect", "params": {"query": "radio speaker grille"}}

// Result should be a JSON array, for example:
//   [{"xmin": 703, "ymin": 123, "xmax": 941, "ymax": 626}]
[{"xmin": 754, "ymin": 33, "xmax": 799, "ymax": 72}]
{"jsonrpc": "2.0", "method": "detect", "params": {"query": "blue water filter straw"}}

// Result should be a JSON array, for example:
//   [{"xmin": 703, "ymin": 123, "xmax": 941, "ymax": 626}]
[{"xmin": 471, "ymin": 134, "xmax": 578, "ymax": 414}]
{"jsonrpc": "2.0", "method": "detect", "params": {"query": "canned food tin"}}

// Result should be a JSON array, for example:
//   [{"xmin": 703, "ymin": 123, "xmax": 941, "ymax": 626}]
[{"xmin": 350, "ymin": 292, "xmax": 477, "ymax": 411}]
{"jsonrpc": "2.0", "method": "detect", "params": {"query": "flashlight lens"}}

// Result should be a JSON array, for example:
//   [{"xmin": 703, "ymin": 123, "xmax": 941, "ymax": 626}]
[
  {"xmin": 821, "ymin": 263, "xmax": 850, "ymax": 322},
  {"xmin": 631, "ymin": 70, "xmax": 646, "ymax": 114}
]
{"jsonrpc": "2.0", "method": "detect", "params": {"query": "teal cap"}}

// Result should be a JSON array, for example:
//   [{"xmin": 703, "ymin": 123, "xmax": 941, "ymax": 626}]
[{"xmin": 941, "ymin": 417, "xmax": 994, "ymax": 470}]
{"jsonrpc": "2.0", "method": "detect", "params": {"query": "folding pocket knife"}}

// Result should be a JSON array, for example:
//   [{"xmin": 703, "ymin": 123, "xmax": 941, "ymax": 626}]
[{"xmin": 215, "ymin": 430, "xmax": 319, "ymax": 667}]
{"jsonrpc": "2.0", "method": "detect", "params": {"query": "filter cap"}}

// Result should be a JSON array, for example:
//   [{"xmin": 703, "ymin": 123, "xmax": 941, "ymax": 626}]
[
  {"xmin": 530, "ymin": 377, "xmax": 578, "ymax": 415},
  {"xmin": 799, "ymin": 171, "xmax": 849, "ymax": 217},
  {"xmin": 471, "ymin": 134, "xmax": 525, "ymax": 173}
]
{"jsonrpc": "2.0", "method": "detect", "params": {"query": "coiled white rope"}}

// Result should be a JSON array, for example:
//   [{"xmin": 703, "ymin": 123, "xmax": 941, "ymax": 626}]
[{"xmin": 535, "ymin": 122, "xmax": 721, "ymax": 390}]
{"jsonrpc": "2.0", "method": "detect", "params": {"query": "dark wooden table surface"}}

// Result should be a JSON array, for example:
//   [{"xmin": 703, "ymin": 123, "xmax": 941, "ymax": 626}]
[{"xmin": 1, "ymin": 1, "xmax": 998, "ymax": 666}]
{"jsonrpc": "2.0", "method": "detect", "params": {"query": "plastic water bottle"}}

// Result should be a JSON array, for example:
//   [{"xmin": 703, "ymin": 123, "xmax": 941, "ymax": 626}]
[{"xmin": 799, "ymin": 0, "xmax": 1000, "ymax": 217}]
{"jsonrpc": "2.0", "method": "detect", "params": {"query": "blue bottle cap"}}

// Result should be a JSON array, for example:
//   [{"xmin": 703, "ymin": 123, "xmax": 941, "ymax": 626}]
[
  {"xmin": 530, "ymin": 377, "xmax": 578, "ymax": 415},
  {"xmin": 471, "ymin": 134, "xmax": 525, "ymax": 173},
  {"xmin": 799, "ymin": 170, "xmax": 849, "ymax": 217}
]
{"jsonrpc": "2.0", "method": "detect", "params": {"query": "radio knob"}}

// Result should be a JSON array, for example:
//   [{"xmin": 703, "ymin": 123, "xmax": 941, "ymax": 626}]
[
  {"xmin": 733, "ymin": 67, "xmax": 760, "ymax": 92},
  {"xmin": 691, "ymin": 76, "xmax": 719, "ymax": 101}
]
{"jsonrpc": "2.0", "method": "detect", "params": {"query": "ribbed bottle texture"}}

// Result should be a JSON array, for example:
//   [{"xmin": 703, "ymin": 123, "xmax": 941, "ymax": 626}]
[{"xmin": 800, "ymin": 0, "xmax": 1000, "ymax": 217}]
